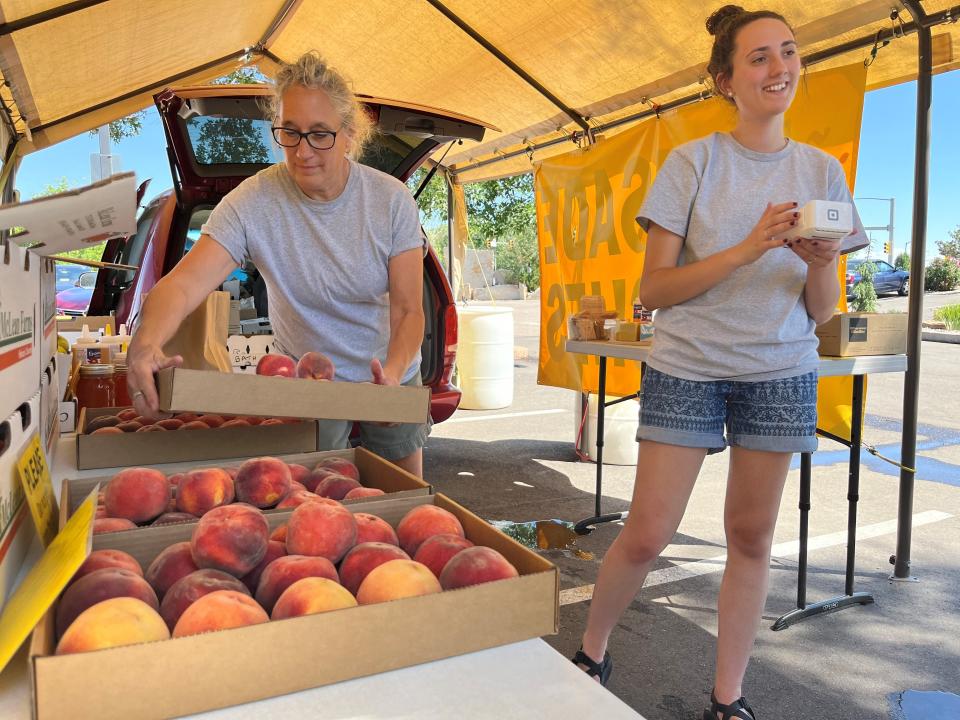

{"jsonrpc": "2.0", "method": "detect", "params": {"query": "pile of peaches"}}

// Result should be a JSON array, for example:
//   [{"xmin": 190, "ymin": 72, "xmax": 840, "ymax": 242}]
[
  {"xmin": 56, "ymin": 457, "xmax": 519, "ymax": 655},
  {"xmin": 83, "ymin": 408, "xmax": 302, "ymax": 435}
]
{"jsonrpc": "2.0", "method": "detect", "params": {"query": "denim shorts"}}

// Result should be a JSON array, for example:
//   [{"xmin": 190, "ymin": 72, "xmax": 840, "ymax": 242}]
[
  {"xmin": 636, "ymin": 366, "xmax": 818, "ymax": 454},
  {"xmin": 316, "ymin": 374, "xmax": 432, "ymax": 460}
]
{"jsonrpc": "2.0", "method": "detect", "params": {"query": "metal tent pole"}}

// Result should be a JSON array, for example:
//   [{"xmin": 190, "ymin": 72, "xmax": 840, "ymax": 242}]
[{"xmin": 893, "ymin": 1, "xmax": 933, "ymax": 580}]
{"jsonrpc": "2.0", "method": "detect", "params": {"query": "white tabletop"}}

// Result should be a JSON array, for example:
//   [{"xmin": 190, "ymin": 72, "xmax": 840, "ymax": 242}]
[
  {"xmin": 565, "ymin": 340, "xmax": 908, "ymax": 378},
  {"xmin": 0, "ymin": 438, "xmax": 646, "ymax": 720}
]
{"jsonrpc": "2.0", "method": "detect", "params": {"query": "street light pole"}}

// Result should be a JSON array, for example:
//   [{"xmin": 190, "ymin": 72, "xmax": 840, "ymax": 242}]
[{"xmin": 856, "ymin": 196, "xmax": 896, "ymax": 264}]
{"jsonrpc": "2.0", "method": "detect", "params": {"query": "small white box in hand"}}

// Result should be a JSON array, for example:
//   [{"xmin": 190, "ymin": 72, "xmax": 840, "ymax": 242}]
[{"xmin": 779, "ymin": 200, "xmax": 853, "ymax": 242}]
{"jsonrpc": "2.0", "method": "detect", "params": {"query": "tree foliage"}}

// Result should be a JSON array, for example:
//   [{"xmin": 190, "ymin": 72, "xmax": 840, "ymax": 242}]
[
  {"xmin": 938, "ymin": 227, "xmax": 960, "ymax": 260},
  {"xmin": 850, "ymin": 260, "xmax": 878, "ymax": 312},
  {"xmin": 925, "ymin": 257, "xmax": 960, "ymax": 292},
  {"xmin": 894, "ymin": 252, "xmax": 910, "ymax": 271}
]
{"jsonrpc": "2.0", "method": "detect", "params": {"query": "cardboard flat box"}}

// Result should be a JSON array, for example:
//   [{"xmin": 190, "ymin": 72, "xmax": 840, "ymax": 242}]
[
  {"xmin": 76, "ymin": 407, "xmax": 319, "ymax": 470},
  {"xmin": 55, "ymin": 315, "xmax": 116, "ymax": 333},
  {"xmin": 38, "ymin": 258, "xmax": 58, "ymax": 368},
  {"xmin": 816, "ymin": 312, "xmax": 908, "ymax": 357},
  {"xmin": 0, "ymin": 392, "xmax": 40, "ymax": 610},
  {"xmin": 226, "ymin": 333, "xmax": 276, "ymax": 374},
  {"xmin": 58, "ymin": 401, "xmax": 76, "ymax": 434},
  {"xmin": 157, "ymin": 367, "xmax": 431, "ymax": 424},
  {"xmin": 29, "ymin": 493, "xmax": 558, "ymax": 720},
  {"xmin": 39, "ymin": 357, "xmax": 60, "ymax": 460},
  {"xmin": 0, "ymin": 241, "xmax": 41, "ymax": 422},
  {"xmin": 61, "ymin": 447, "xmax": 430, "ymax": 518}
]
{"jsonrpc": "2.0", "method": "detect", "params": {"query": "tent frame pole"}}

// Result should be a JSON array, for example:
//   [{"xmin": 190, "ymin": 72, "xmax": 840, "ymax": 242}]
[{"xmin": 894, "ymin": 0, "xmax": 933, "ymax": 581}]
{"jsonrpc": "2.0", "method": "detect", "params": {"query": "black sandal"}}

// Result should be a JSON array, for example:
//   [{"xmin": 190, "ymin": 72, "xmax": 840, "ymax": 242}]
[
  {"xmin": 571, "ymin": 646, "xmax": 613, "ymax": 686},
  {"xmin": 703, "ymin": 690, "xmax": 756, "ymax": 719}
]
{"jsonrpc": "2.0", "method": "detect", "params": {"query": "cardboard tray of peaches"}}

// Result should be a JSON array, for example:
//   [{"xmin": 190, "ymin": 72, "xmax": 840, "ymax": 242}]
[
  {"xmin": 29, "ymin": 488, "xmax": 558, "ymax": 720},
  {"xmin": 75, "ymin": 405, "xmax": 320, "ymax": 470}
]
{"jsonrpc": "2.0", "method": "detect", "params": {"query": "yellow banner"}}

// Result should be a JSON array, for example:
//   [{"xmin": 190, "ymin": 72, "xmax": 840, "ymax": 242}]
[{"xmin": 536, "ymin": 63, "xmax": 867, "ymax": 440}]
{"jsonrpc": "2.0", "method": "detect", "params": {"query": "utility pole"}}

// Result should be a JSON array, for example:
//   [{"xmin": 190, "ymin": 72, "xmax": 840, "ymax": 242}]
[
  {"xmin": 856, "ymin": 197, "xmax": 895, "ymax": 264},
  {"xmin": 91, "ymin": 125, "xmax": 119, "ymax": 181}
]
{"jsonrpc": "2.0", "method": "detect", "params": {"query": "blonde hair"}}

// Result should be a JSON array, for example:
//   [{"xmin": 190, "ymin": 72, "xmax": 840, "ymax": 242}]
[{"xmin": 268, "ymin": 51, "xmax": 373, "ymax": 157}]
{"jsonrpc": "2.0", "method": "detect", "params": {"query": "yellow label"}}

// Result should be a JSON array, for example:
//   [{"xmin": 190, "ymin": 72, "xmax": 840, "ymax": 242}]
[
  {"xmin": 0, "ymin": 487, "xmax": 96, "ymax": 673},
  {"xmin": 15, "ymin": 434, "xmax": 57, "ymax": 547}
]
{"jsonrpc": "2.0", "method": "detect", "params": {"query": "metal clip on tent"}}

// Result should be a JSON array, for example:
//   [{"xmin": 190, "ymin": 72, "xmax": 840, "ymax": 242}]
[{"xmin": 864, "ymin": 30, "xmax": 889, "ymax": 67}]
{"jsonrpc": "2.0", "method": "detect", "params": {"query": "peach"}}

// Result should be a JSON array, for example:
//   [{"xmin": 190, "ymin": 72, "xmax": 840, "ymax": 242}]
[
  {"xmin": 414, "ymin": 534, "xmax": 476, "ymax": 579},
  {"xmin": 156, "ymin": 418, "xmax": 184, "ymax": 430},
  {"xmin": 296, "ymin": 351, "xmax": 335, "ymax": 381},
  {"xmin": 356, "ymin": 559, "xmax": 441, "ymax": 605},
  {"xmin": 220, "ymin": 418, "xmax": 251, "ymax": 428},
  {"xmin": 168, "ymin": 472, "xmax": 187, "ymax": 487},
  {"xmin": 86, "ymin": 415, "xmax": 121, "ymax": 432},
  {"xmin": 270, "ymin": 524, "xmax": 288, "ymax": 543},
  {"xmin": 254, "ymin": 554, "xmax": 339, "ymax": 612},
  {"xmin": 396, "ymin": 505, "xmax": 465, "ymax": 556},
  {"xmin": 256, "ymin": 354, "xmax": 296, "ymax": 377},
  {"xmin": 70, "ymin": 549, "xmax": 142, "ymax": 585},
  {"xmin": 241, "ymin": 416, "xmax": 264, "ymax": 426},
  {"xmin": 160, "ymin": 568, "xmax": 250, "ymax": 630},
  {"xmin": 172, "ymin": 590, "xmax": 269, "ymax": 638},
  {"xmin": 273, "ymin": 577, "xmax": 356, "ymax": 620},
  {"xmin": 313, "ymin": 457, "xmax": 360, "ymax": 482},
  {"xmin": 151, "ymin": 512, "xmax": 197, "ymax": 526},
  {"xmin": 222, "ymin": 466, "xmax": 240, "ymax": 479},
  {"xmin": 343, "ymin": 487, "xmax": 385, "ymax": 500},
  {"xmin": 289, "ymin": 480, "xmax": 308, "ymax": 493},
  {"xmin": 197, "ymin": 414, "xmax": 224, "ymax": 428},
  {"xmin": 116, "ymin": 408, "xmax": 139, "ymax": 421},
  {"xmin": 104, "ymin": 467, "xmax": 170, "ymax": 523},
  {"xmin": 302, "ymin": 467, "xmax": 339, "ymax": 492},
  {"xmin": 145, "ymin": 541, "xmax": 199, "ymax": 598},
  {"xmin": 132, "ymin": 416, "xmax": 156, "ymax": 426},
  {"xmin": 276, "ymin": 490, "xmax": 319, "ymax": 509},
  {"xmin": 260, "ymin": 418, "xmax": 284, "ymax": 426},
  {"xmin": 56, "ymin": 597, "xmax": 169, "ymax": 655},
  {"xmin": 94, "ymin": 505, "xmax": 109, "ymax": 519},
  {"xmin": 339, "ymin": 542, "xmax": 410, "ymax": 596},
  {"xmin": 174, "ymin": 412, "xmax": 201, "ymax": 423},
  {"xmin": 56, "ymin": 567, "xmax": 159, "ymax": 638},
  {"xmin": 116, "ymin": 421, "xmax": 143, "ymax": 432},
  {"xmin": 286, "ymin": 501, "xmax": 357, "ymax": 564},
  {"xmin": 240, "ymin": 540, "xmax": 287, "ymax": 593},
  {"xmin": 190, "ymin": 504, "xmax": 269, "ymax": 577},
  {"xmin": 136, "ymin": 424, "xmax": 165, "ymax": 433},
  {"xmin": 439, "ymin": 546, "xmax": 519, "ymax": 590},
  {"xmin": 176, "ymin": 467, "xmax": 235, "ymax": 516},
  {"xmin": 91, "ymin": 426, "xmax": 124, "ymax": 435},
  {"xmin": 314, "ymin": 474, "xmax": 361, "ymax": 501},
  {"xmin": 235, "ymin": 457, "xmax": 291, "ymax": 508},
  {"xmin": 353, "ymin": 513, "xmax": 399, "ymax": 546},
  {"xmin": 179, "ymin": 420, "xmax": 210, "ymax": 430},
  {"xmin": 93, "ymin": 517, "xmax": 137, "ymax": 534},
  {"xmin": 287, "ymin": 464, "xmax": 310, "ymax": 484}
]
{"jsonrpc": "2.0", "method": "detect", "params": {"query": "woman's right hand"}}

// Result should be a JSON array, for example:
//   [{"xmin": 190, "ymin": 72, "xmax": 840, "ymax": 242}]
[
  {"xmin": 126, "ymin": 340, "xmax": 183, "ymax": 419},
  {"xmin": 732, "ymin": 201, "xmax": 799, "ymax": 266}
]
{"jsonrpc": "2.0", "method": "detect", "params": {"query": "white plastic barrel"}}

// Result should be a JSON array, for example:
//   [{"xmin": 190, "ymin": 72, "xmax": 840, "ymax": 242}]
[
  {"xmin": 456, "ymin": 305, "xmax": 514, "ymax": 410},
  {"xmin": 573, "ymin": 391, "xmax": 640, "ymax": 466}
]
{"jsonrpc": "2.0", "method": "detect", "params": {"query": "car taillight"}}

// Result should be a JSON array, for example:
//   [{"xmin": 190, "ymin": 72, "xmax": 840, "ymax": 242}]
[{"xmin": 444, "ymin": 304, "xmax": 458, "ymax": 355}]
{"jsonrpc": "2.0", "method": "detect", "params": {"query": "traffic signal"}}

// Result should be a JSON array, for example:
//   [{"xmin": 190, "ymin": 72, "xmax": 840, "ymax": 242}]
[{"xmin": 883, "ymin": 242, "xmax": 890, "ymax": 254}]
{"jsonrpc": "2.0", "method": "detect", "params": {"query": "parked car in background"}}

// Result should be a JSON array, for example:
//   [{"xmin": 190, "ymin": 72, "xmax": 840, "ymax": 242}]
[
  {"xmin": 85, "ymin": 85, "xmax": 493, "ymax": 424},
  {"xmin": 55, "ymin": 267, "xmax": 96, "ymax": 315},
  {"xmin": 845, "ymin": 258, "xmax": 909, "ymax": 300}
]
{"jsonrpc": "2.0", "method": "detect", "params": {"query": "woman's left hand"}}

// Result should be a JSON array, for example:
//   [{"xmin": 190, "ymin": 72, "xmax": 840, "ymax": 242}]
[{"xmin": 789, "ymin": 236, "xmax": 842, "ymax": 268}]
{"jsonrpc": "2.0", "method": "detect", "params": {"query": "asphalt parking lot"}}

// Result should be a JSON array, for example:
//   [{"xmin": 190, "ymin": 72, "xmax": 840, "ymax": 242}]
[{"xmin": 424, "ymin": 292, "xmax": 960, "ymax": 720}]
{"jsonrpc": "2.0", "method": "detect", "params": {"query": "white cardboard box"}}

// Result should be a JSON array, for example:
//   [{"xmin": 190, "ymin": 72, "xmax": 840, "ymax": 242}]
[
  {"xmin": 226, "ymin": 333, "xmax": 276, "ymax": 374},
  {"xmin": 0, "ymin": 241, "xmax": 41, "ymax": 422},
  {"xmin": 39, "ymin": 356, "xmax": 60, "ymax": 460},
  {"xmin": 0, "ymin": 391, "xmax": 40, "ymax": 610},
  {"xmin": 38, "ymin": 258, "xmax": 57, "ymax": 368}
]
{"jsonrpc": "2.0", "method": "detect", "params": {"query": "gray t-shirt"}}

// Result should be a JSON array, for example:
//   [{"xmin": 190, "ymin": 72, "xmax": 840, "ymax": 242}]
[
  {"xmin": 203, "ymin": 160, "xmax": 424, "ymax": 383},
  {"xmin": 637, "ymin": 132, "xmax": 865, "ymax": 381}
]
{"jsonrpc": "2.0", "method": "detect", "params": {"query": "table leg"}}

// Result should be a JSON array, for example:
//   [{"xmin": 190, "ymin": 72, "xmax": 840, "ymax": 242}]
[{"xmin": 772, "ymin": 375, "xmax": 874, "ymax": 630}]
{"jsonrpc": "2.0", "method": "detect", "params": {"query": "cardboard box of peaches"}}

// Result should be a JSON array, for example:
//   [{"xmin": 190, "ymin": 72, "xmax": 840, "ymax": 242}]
[
  {"xmin": 75, "ymin": 348, "xmax": 431, "ymax": 470},
  {"xmin": 26, "ymin": 450, "xmax": 558, "ymax": 719}
]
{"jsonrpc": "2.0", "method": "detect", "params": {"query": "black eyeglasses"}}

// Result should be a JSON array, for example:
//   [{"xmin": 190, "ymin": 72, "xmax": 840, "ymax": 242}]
[{"xmin": 270, "ymin": 126, "xmax": 338, "ymax": 150}]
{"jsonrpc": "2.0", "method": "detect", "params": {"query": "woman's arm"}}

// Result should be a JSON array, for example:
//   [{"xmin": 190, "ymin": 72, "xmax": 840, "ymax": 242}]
[
  {"xmin": 373, "ymin": 247, "xmax": 425, "ymax": 385},
  {"xmin": 790, "ymin": 236, "xmax": 843, "ymax": 324},
  {"xmin": 640, "ymin": 202, "xmax": 798, "ymax": 309},
  {"xmin": 127, "ymin": 235, "xmax": 239, "ymax": 415}
]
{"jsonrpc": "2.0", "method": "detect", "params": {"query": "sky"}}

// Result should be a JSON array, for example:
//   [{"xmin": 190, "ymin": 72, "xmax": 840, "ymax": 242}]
[{"xmin": 13, "ymin": 70, "xmax": 960, "ymax": 262}]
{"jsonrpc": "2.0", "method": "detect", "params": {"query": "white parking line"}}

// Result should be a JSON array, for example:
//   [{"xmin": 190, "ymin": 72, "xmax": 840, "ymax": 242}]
[
  {"xmin": 558, "ymin": 510, "xmax": 953, "ymax": 606},
  {"xmin": 446, "ymin": 409, "xmax": 568, "ymax": 423}
]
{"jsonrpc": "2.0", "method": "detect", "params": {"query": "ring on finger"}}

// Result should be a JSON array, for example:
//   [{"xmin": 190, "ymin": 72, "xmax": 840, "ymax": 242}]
[{"xmin": 132, "ymin": 390, "xmax": 145, "ymax": 400}]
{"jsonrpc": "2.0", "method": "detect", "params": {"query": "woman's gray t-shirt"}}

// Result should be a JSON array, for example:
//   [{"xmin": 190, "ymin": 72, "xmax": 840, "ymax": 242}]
[
  {"xmin": 202, "ymin": 159, "xmax": 424, "ymax": 383},
  {"xmin": 637, "ymin": 132, "xmax": 865, "ymax": 382}
]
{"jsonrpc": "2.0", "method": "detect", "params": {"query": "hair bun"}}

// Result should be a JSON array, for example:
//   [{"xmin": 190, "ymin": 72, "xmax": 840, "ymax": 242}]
[{"xmin": 706, "ymin": 4, "xmax": 746, "ymax": 35}]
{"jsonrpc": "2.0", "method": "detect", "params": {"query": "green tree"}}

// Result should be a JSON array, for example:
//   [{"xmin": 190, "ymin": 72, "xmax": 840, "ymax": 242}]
[
  {"xmin": 894, "ymin": 252, "xmax": 910, "ymax": 271},
  {"xmin": 464, "ymin": 174, "xmax": 535, "ymax": 247},
  {"xmin": 407, "ymin": 167, "xmax": 448, "ymax": 225},
  {"xmin": 925, "ymin": 257, "xmax": 960, "ymax": 291},
  {"xmin": 938, "ymin": 227, "xmax": 960, "ymax": 259},
  {"xmin": 495, "ymin": 227, "xmax": 540, "ymax": 290},
  {"xmin": 193, "ymin": 66, "xmax": 271, "ymax": 165},
  {"xmin": 850, "ymin": 260, "xmax": 879, "ymax": 312},
  {"xmin": 213, "ymin": 67, "xmax": 267, "ymax": 85},
  {"xmin": 89, "ymin": 112, "xmax": 146, "ymax": 144}
]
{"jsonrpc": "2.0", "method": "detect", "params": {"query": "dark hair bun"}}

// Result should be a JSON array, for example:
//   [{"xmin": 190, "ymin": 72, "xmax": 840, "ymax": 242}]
[{"xmin": 706, "ymin": 4, "xmax": 746, "ymax": 35}]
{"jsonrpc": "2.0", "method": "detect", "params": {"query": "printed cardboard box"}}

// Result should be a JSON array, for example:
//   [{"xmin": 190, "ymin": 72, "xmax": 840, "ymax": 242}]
[
  {"xmin": 226, "ymin": 334, "xmax": 276, "ymax": 374},
  {"xmin": 0, "ymin": 241, "xmax": 41, "ymax": 422},
  {"xmin": 0, "ymin": 392, "xmax": 40, "ymax": 610},
  {"xmin": 61, "ymin": 447, "xmax": 430, "ymax": 518},
  {"xmin": 157, "ymin": 367, "xmax": 431, "ymax": 424},
  {"xmin": 39, "ymin": 357, "xmax": 60, "ymax": 460},
  {"xmin": 75, "ymin": 407, "xmax": 319, "ymax": 470},
  {"xmin": 816, "ymin": 312, "xmax": 908, "ymax": 357},
  {"xmin": 38, "ymin": 258, "xmax": 58, "ymax": 368},
  {"xmin": 29, "ymin": 493, "xmax": 558, "ymax": 720}
]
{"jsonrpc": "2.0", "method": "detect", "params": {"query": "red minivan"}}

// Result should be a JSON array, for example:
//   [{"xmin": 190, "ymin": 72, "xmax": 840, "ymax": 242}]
[{"xmin": 87, "ymin": 85, "xmax": 491, "ymax": 424}]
